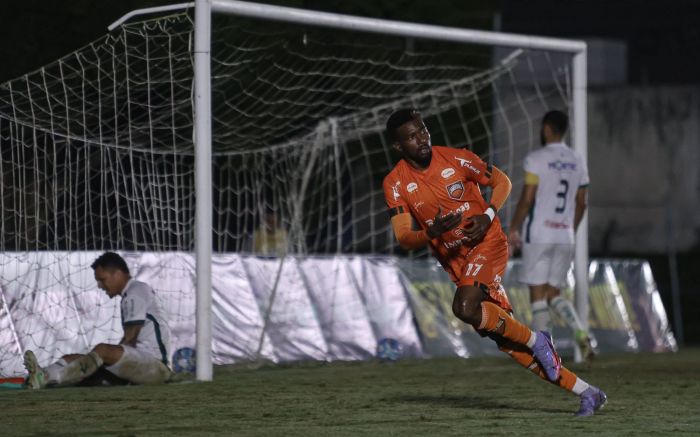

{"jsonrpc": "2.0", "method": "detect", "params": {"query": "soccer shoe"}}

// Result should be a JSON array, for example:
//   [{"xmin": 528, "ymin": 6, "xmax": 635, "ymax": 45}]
[
  {"xmin": 575, "ymin": 386, "xmax": 608, "ymax": 417},
  {"xmin": 575, "ymin": 330, "xmax": 596, "ymax": 363},
  {"xmin": 23, "ymin": 350, "xmax": 47, "ymax": 390},
  {"xmin": 532, "ymin": 331, "xmax": 562, "ymax": 382}
]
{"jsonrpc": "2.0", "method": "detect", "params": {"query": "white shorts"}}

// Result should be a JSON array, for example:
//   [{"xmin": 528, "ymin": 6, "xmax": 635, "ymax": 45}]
[
  {"xmin": 519, "ymin": 243, "xmax": 574, "ymax": 289},
  {"xmin": 105, "ymin": 345, "xmax": 171, "ymax": 385}
]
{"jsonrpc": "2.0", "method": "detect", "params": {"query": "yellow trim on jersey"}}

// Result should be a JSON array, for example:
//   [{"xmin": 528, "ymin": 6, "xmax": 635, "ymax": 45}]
[{"xmin": 524, "ymin": 171, "xmax": 539, "ymax": 185}]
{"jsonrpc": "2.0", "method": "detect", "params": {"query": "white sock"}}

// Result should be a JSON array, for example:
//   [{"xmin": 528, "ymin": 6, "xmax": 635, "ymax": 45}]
[
  {"xmin": 531, "ymin": 299, "xmax": 551, "ymax": 332},
  {"xmin": 572, "ymin": 377, "xmax": 590, "ymax": 396},
  {"xmin": 550, "ymin": 295, "xmax": 585, "ymax": 332},
  {"xmin": 51, "ymin": 352, "xmax": 104, "ymax": 385},
  {"xmin": 526, "ymin": 331, "xmax": 537, "ymax": 348}
]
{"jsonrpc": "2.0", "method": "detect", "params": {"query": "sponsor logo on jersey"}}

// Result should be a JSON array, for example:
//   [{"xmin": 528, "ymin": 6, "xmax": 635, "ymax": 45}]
[
  {"xmin": 413, "ymin": 201, "xmax": 424, "ymax": 210},
  {"xmin": 548, "ymin": 160, "xmax": 577, "ymax": 171},
  {"xmin": 446, "ymin": 181, "xmax": 464, "ymax": 200},
  {"xmin": 443, "ymin": 238, "xmax": 469, "ymax": 249},
  {"xmin": 544, "ymin": 220, "xmax": 570, "ymax": 229},
  {"xmin": 454, "ymin": 202, "xmax": 470, "ymax": 214},
  {"xmin": 392, "ymin": 181, "xmax": 401, "ymax": 201},
  {"xmin": 407, "ymin": 182, "xmax": 418, "ymax": 193},
  {"xmin": 474, "ymin": 254, "xmax": 488, "ymax": 263},
  {"xmin": 495, "ymin": 283, "xmax": 507, "ymax": 297},
  {"xmin": 456, "ymin": 157, "xmax": 480, "ymax": 174},
  {"xmin": 441, "ymin": 168, "xmax": 455, "ymax": 178},
  {"xmin": 427, "ymin": 203, "xmax": 470, "ymax": 231}
]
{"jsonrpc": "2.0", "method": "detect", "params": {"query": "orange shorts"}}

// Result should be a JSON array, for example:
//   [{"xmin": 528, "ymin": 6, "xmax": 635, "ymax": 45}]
[{"xmin": 442, "ymin": 232, "xmax": 512, "ymax": 312}]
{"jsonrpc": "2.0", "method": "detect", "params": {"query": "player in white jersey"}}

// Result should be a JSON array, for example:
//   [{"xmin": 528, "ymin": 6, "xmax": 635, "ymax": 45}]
[
  {"xmin": 23, "ymin": 252, "xmax": 172, "ymax": 389},
  {"xmin": 508, "ymin": 110, "xmax": 595, "ymax": 361}
]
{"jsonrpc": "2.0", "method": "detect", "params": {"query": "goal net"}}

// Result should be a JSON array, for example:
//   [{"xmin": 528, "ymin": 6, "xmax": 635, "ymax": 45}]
[{"xmin": 0, "ymin": 7, "xmax": 575, "ymax": 376}]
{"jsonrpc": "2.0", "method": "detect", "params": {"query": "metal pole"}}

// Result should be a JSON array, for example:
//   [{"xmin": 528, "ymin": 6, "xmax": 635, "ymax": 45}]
[
  {"xmin": 666, "ymin": 166, "xmax": 684, "ymax": 345},
  {"xmin": 109, "ymin": 3, "xmax": 194, "ymax": 31},
  {"xmin": 194, "ymin": 0, "xmax": 213, "ymax": 381},
  {"xmin": 212, "ymin": 0, "xmax": 584, "ymax": 53},
  {"xmin": 572, "ymin": 48, "xmax": 589, "ymax": 363},
  {"xmin": 667, "ymin": 218, "xmax": 684, "ymax": 346}
]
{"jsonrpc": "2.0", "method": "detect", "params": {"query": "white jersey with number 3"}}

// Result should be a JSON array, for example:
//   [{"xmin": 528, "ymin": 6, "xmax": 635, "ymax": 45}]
[{"xmin": 522, "ymin": 142, "xmax": 589, "ymax": 244}]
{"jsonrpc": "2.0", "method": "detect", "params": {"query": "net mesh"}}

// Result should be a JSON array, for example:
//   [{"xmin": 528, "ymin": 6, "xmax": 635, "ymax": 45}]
[{"xmin": 0, "ymin": 10, "xmax": 572, "ymax": 375}]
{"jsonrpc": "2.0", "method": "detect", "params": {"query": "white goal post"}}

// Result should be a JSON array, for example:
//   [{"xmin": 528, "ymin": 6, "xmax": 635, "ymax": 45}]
[
  {"xmin": 0, "ymin": 0, "xmax": 589, "ymax": 381},
  {"xmin": 190, "ymin": 0, "xmax": 588, "ymax": 380},
  {"xmin": 106, "ymin": 0, "xmax": 590, "ymax": 380}
]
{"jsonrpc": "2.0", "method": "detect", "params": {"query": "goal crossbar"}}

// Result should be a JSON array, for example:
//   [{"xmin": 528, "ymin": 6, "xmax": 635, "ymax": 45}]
[{"xmin": 108, "ymin": 0, "xmax": 590, "ymax": 379}]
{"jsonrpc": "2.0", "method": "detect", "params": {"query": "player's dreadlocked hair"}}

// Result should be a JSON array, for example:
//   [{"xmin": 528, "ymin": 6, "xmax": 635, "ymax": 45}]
[{"xmin": 386, "ymin": 108, "xmax": 421, "ymax": 142}]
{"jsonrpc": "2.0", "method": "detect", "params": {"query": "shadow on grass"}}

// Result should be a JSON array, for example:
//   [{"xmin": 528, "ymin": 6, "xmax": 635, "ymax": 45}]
[{"xmin": 389, "ymin": 393, "xmax": 570, "ymax": 414}]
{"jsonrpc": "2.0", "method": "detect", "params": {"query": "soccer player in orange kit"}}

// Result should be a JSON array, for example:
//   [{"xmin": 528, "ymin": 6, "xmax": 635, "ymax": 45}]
[{"xmin": 382, "ymin": 108, "xmax": 606, "ymax": 417}]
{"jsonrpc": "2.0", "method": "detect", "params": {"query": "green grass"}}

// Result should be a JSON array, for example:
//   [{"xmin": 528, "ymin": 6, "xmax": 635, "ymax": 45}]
[{"xmin": 4, "ymin": 348, "xmax": 700, "ymax": 436}]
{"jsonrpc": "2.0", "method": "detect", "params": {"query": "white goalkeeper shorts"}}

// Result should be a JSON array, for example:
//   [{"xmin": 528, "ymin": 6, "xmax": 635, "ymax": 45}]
[
  {"xmin": 519, "ymin": 243, "xmax": 574, "ymax": 289},
  {"xmin": 105, "ymin": 345, "xmax": 171, "ymax": 385}
]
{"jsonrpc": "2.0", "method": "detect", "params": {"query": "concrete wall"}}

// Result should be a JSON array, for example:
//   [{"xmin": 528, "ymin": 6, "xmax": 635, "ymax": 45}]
[{"xmin": 588, "ymin": 86, "xmax": 700, "ymax": 254}]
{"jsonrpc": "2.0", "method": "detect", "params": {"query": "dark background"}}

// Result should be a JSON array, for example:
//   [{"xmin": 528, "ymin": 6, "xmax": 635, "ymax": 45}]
[
  {"xmin": 4, "ymin": 1, "xmax": 700, "ymax": 85},
  {"xmin": 1, "ymin": 0, "xmax": 698, "ymax": 345}
]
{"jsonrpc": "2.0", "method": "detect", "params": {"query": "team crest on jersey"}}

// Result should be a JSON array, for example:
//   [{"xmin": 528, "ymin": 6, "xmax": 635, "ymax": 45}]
[
  {"xmin": 441, "ymin": 168, "xmax": 455, "ymax": 178},
  {"xmin": 446, "ymin": 181, "xmax": 464, "ymax": 200},
  {"xmin": 407, "ymin": 182, "xmax": 418, "ymax": 193}
]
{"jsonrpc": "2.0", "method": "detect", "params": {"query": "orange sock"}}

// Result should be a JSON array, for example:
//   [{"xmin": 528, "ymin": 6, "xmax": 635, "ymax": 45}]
[
  {"xmin": 478, "ymin": 301, "xmax": 533, "ymax": 346},
  {"xmin": 499, "ymin": 340, "xmax": 577, "ymax": 392},
  {"xmin": 557, "ymin": 367, "xmax": 577, "ymax": 391}
]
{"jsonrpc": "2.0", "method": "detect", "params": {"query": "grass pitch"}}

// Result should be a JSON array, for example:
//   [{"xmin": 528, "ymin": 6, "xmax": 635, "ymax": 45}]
[{"xmin": 4, "ymin": 348, "xmax": 699, "ymax": 436}]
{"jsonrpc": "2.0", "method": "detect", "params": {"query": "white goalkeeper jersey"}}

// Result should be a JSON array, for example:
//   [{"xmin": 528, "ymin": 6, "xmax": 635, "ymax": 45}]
[
  {"xmin": 121, "ymin": 279, "xmax": 171, "ymax": 365},
  {"xmin": 521, "ymin": 142, "xmax": 589, "ymax": 245}
]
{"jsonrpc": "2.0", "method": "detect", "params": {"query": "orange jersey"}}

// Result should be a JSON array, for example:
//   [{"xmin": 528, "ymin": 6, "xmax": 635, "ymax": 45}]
[{"xmin": 383, "ymin": 145, "xmax": 511, "ymax": 310}]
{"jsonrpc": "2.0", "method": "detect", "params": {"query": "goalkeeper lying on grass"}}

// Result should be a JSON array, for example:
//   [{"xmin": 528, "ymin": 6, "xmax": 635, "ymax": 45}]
[{"xmin": 24, "ymin": 252, "xmax": 172, "ymax": 388}]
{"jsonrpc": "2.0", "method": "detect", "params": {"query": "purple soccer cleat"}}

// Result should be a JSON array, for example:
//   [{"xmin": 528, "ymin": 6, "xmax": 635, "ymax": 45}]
[
  {"xmin": 532, "ymin": 331, "xmax": 562, "ymax": 381},
  {"xmin": 575, "ymin": 386, "xmax": 608, "ymax": 417}
]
